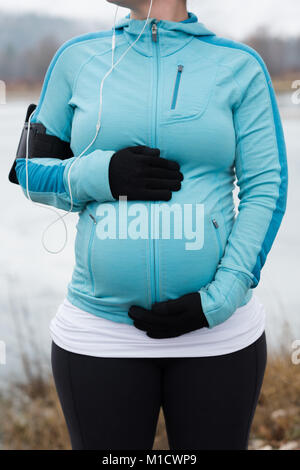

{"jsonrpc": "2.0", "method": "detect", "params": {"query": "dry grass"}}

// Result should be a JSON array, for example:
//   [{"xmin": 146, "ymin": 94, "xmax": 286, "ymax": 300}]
[
  {"xmin": 1, "ymin": 353, "xmax": 299, "ymax": 450},
  {"xmin": 250, "ymin": 354, "xmax": 300, "ymax": 449},
  {"xmin": 0, "ymin": 378, "xmax": 70, "ymax": 450}
]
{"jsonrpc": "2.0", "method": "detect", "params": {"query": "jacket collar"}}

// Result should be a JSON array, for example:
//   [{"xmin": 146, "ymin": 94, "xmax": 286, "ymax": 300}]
[{"xmin": 114, "ymin": 11, "xmax": 215, "ymax": 57}]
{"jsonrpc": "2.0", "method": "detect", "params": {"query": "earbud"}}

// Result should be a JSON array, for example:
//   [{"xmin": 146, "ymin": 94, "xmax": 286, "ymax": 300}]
[{"xmin": 25, "ymin": 0, "xmax": 154, "ymax": 254}]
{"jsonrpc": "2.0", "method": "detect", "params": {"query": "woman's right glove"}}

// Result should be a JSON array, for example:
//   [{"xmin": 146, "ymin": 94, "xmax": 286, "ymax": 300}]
[
  {"xmin": 128, "ymin": 292, "xmax": 208, "ymax": 339},
  {"xmin": 108, "ymin": 145, "xmax": 183, "ymax": 201}
]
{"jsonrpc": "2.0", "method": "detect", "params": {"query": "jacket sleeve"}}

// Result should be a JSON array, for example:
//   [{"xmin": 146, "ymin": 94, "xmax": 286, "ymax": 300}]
[
  {"xmin": 15, "ymin": 41, "xmax": 116, "ymax": 212},
  {"xmin": 199, "ymin": 52, "xmax": 288, "ymax": 328}
]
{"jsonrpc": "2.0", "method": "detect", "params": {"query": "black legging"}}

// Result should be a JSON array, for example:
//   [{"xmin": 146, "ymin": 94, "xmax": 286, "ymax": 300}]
[{"xmin": 51, "ymin": 332, "xmax": 267, "ymax": 450}]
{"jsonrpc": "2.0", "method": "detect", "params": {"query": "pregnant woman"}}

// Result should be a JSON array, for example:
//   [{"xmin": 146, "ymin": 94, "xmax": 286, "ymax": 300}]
[{"xmin": 12, "ymin": 0, "xmax": 288, "ymax": 450}]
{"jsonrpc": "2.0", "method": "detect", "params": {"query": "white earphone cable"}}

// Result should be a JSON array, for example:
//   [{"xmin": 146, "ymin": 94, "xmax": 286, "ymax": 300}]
[
  {"xmin": 25, "ymin": 0, "xmax": 154, "ymax": 254},
  {"xmin": 25, "ymin": 110, "xmax": 69, "ymax": 254}
]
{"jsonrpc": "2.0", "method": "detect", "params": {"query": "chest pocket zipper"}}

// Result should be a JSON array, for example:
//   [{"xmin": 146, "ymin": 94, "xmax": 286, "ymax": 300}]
[
  {"xmin": 212, "ymin": 218, "xmax": 223, "ymax": 259},
  {"xmin": 171, "ymin": 64, "xmax": 184, "ymax": 110}
]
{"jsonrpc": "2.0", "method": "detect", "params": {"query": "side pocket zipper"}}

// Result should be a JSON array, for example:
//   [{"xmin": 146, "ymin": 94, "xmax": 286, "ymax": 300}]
[
  {"xmin": 212, "ymin": 218, "xmax": 223, "ymax": 259},
  {"xmin": 171, "ymin": 64, "xmax": 184, "ymax": 110},
  {"xmin": 88, "ymin": 214, "xmax": 97, "ymax": 295}
]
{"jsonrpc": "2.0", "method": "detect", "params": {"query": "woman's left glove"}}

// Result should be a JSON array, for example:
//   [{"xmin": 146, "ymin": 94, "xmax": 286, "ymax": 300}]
[{"xmin": 128, "ymin": 293, "xmax": 209, "ymax": 339}]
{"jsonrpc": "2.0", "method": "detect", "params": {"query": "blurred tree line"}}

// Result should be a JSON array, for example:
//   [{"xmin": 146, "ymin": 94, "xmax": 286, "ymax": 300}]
[
  {"xmin": 247, "ymin": 26, "xmax": 300, "ymax": 76},
  {"xmin": 0, "ymin": 13, "xmax": 299, "ymax": 84},
  {"xmin": 0, "ymin": 13, "xmax": 107, "ymax": 83}
]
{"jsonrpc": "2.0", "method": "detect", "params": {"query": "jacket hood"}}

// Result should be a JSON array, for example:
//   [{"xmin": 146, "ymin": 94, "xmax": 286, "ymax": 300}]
[{"xmin": 114, "ymin": 11, "xmax": 215, "ymax": 57}]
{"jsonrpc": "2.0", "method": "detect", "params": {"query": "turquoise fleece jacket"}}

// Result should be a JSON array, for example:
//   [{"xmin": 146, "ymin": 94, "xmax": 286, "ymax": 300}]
[{"xmin": 15, "ymin": 11, "xmax": 288, "ymax": 327}]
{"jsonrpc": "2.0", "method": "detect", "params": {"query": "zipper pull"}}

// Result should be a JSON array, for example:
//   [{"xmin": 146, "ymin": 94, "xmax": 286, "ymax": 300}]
[
  {"xmin": 212, "ymin": 218, "xmax": 219, "ymax": 229},
  {"xmin": 89, "ymin": 214, "xmax": 97, "ymax": 225},
  {"xmin": 178, "ymin": 64, "xmax": 184, "ymax": 73},
  {"xmin": 151, "ymin": 22, "xmax": 158, "ymax": 42}
]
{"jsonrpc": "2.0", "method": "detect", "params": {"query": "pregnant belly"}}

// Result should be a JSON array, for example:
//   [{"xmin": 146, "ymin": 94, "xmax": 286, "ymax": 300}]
[{"xmin": 84, "ymin": 197, "xmax": 228, "ymax": 308}]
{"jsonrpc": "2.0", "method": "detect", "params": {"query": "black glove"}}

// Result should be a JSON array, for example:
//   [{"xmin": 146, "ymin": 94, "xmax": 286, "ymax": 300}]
[
  {"xmin": 109, "ymin": 145, "xmax": 183, "ymax": 201},
  {"xmin": 128, "ymin": 292, "xmax": 209, "ymax": 339}
]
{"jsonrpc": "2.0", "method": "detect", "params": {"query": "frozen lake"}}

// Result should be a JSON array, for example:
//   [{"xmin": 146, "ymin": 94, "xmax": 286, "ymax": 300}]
[{"xmin": 0, "ymin": 92, "xmax": 299, "ymax": 385}]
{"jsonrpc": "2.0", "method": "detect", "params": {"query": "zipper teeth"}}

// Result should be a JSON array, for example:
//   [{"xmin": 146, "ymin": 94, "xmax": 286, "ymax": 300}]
[
  {"xmin": 152, "ymin": 20, "xmax": 159, "ymax": 304},
  {"xmin": 171, "ymin": 64, "xmax": 184, "ymax": 110},
  {"xmin": 212, "ymin": 218, "xmax": 222, "ymax": 258},
  {"xmin": 88, "ymin": 217, "xmax": 97, "ymax": 295}
]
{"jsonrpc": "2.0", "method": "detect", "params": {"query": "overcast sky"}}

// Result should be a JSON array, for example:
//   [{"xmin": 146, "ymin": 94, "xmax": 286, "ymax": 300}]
[{"xmin": 0, "ymin": 0, "xmax": 299, "ymax": 38}]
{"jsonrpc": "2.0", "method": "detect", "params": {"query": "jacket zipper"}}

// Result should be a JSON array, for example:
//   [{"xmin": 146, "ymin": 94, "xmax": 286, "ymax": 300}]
[
  {"xmin": 88, "ymin": 214, "xmax": 97, "ymax": 294},
  {"xmin": 212, "ymin": 218, "xmax": 223, "ymax": 259},
  {"xmin": 171, "ymin": 64, "xmax": 184, "ymax": 109},
  {"xmin": 152, "ymin": 22, "xmax": 158, "ymax": 42},
  {"xmin": 150, "ymin": 20, "xmax": 160, "ymax": 304}
]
